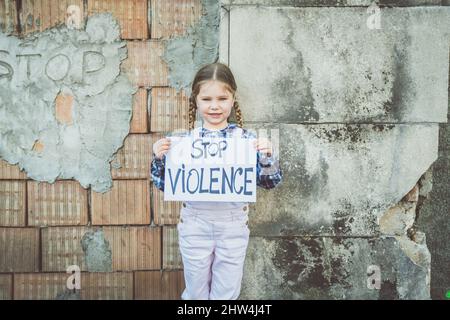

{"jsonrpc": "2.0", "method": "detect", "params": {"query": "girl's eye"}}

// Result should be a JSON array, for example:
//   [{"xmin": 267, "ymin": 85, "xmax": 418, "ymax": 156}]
[{"xmin": 201, "ymin": 98, "xmax": 228, "ymax": 101}]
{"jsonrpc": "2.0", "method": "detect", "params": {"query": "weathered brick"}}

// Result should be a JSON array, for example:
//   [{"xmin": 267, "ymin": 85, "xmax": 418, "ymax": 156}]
[
  {"xmin": 150, "ymin": 87, "xmax": 190, "ymax": 132},
  {"xmin": 162, "ymin": 226, "xmax": 182, "ymax": 269},
  {"xmin": 14, "ymin": 272, "xmax": 133, "ymax": 300},
  {"xmin": 150, "ymin": 0, "xmax": 202, "ymax": 39},
  {"xmin": 55, "ymin": 93, "xmax": 74, "ymax": 125},
  {"xmin": 121, "ymin": 40, "xmax": 169, "ymax": 87},
  {"xmin": 134, "ymin": 270, "xmax": 184, "ymax": 300},
  {"xmin": 0, "ymin": 274, "xmax": 12, "ymax": 300},
  {"xmin": 27, "ymin": 181, "xmax": 88, "ymax": 226},
  {"xmin": 42, "ymin": 226, "xmax": 161, "ymax": 272},
  {"xmin": 0, "ymin": 0, "xmax": 19, "ymax": 35},
  {"xmin": 32, "ymin": 140, "xmax": 44, "ymax": 153},
  {"xmin": 130, "ymin": 88, "xmax": 149, "ymax": 133},
  {"xmin": 20, "ymin": 0, "xmax": 85, "ymax": 35},
  {"xmin": 0, "ymin": 228, "xmax": 39, "ymax": 272},
  {"xmin": 80, "ymin": 272, "xmax": 134, "ymax": 300},
  {"xmin": 111, "ymin": 134, "xmax": 153, "ymax": 179},
  {"xmin": 41, "ymin": 226, "xmax": 88, "ymax": 272},
  {"xmin": 91, "ymin": 180, "xmax": 150, "ymax": 225},
  {"xmin": 0, "ymin": 181, "xmax": 26, "ymax": 226},
  {"xmin": 88, "ymin": 0, "xmax": 148, "ymax": 39},
  {"xmin": 103, "ymin": 226, "xmax": 161, "ymax": 271},
  {"xmin": 152, "ymin": 184, "xmax": 181, "ymax": 225},
  {"xmin": 14, "ymin": 273, "xmax": 68, "ymax": 300},
  {"xmin": 0, "ymin": 159, "xmax": 27, "ymax": 179}
]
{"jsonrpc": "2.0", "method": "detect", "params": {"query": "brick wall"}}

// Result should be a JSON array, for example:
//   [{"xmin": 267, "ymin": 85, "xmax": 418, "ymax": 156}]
[{"xmin": 0, "ymin": 0, "xmax": 201, "ymax": 300}]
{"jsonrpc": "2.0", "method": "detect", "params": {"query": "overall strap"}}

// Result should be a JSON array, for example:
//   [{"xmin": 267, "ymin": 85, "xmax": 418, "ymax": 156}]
[
  {"xmin": 191, "ymin": 125, "xmax": 244, "ymax": 138},
  {"xmin": 233, "ymin": 127, "xmax": 244, "ymax": 138}
]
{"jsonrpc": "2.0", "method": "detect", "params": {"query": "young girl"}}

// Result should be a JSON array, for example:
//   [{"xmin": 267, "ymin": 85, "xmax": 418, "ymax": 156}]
[{"xmin": 151, "ymin": 62, "xmax": 282, "ymax": 300}]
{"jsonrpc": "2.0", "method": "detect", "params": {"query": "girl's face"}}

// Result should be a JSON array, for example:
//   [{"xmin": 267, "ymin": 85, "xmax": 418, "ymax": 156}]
[{"xmin": 196, "ymin": 80, "xmax": 235, "ymax": 130}]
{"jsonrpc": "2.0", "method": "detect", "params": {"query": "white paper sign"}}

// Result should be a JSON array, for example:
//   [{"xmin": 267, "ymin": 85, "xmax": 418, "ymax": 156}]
[{"xmin": 164, "ymin": 136, "xmax": 257, "ymax": 202}]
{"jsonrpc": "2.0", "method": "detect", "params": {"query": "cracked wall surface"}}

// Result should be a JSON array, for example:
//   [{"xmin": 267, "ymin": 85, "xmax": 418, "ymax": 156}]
[
  {"xmin": 162, "ymin": 0, "xmax": 220, "ymax": 97},
  {"xmin": 241, "ymin": 236, "xmax": 430, "ymax": 299},
  {"xmin": 220, "ymin": 3, "xmax": 450, "ymax": 299},
  {"xmin": 0, "ymin": 13, "xmax": 136, "ymax": 193}
]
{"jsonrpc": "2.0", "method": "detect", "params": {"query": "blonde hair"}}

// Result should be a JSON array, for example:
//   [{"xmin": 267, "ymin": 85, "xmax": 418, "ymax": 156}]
[{"xmin": 188, "ymin": 63, "xmax": 243, "ymax": 130}]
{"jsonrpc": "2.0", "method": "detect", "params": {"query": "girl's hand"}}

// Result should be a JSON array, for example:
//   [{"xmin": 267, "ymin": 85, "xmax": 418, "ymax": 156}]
[
  {"xmin": 153, "ymin": 137, "xmax": 171, "ymax": 160},
  {"xmin": 253, "ymin": 137, "xmax": 273, "ymax": 157}
]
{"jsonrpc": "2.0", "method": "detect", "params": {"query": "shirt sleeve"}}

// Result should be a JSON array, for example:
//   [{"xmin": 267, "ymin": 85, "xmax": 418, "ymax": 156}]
[
  {"xmin": 150, "ymin": 153, "xmax": 166, "ymax": 192},
  {"xmin": 256, "ymin": 150, "xmax": 283, "ymax": 189},
  {"xmin": 240, "ymin": 128, "xmax": 283, "ymax": 190}
]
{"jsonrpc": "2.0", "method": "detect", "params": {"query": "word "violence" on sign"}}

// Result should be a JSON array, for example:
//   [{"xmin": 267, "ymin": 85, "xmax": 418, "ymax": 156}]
[{"xmin": 164, "ymin": 136, "xmax": 257, "ymax": 202}]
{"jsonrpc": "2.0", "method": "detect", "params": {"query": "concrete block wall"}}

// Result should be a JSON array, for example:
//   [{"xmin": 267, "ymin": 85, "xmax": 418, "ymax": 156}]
[{"xmin": 219, "ymin": 1, "xmax": 450, "ymax": 299}]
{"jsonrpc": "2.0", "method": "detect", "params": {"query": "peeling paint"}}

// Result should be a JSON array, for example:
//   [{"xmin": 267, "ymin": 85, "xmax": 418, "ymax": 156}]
[
  {"xmin": 162, "ymin": 0, "xmax": 220, "ymax": 96},
  {"xmin": 418, "ymin": 167, "xmax": 433, "ymax": 197},
  {"xmin": 0, "ymin": 13, "xmax": 136, "ymax": 192},
  {"xmin": 396, "ymin": 235, "xmax": 430, "ymax": 269},
  {"xmin": 379, "ymin": 202, "xmax": 416, "ymax": 236},
  {"xmin": 377, "ymin": 179, "xmax": 432, "ymax": 298}
]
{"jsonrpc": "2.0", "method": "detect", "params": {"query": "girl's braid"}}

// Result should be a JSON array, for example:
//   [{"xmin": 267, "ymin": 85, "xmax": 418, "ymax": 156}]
[
  {"xmin": 234, "ymin": 100, "xmax": 244, "ymax": 128},
  {"xmin": 188, "ymin": 94, "xmax": 197, "ymax": 130}
]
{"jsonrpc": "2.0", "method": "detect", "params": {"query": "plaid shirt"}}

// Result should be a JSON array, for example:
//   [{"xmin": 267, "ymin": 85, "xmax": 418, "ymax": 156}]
[{"xmin": 151, "ymin": 123, "xmax": 282, "ymax": 192}]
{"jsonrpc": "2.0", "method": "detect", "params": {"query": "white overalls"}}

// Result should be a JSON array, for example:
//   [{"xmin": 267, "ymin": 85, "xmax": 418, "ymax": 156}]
[{"xmin": 177, "ymin": 126, "xmax": 251, "ymax": 300}]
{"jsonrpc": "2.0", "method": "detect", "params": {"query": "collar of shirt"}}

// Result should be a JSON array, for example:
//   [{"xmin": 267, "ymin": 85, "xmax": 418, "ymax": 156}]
[{"xmin": 200, "ymin": 123, "xmax": 237, "ymax": 137}]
